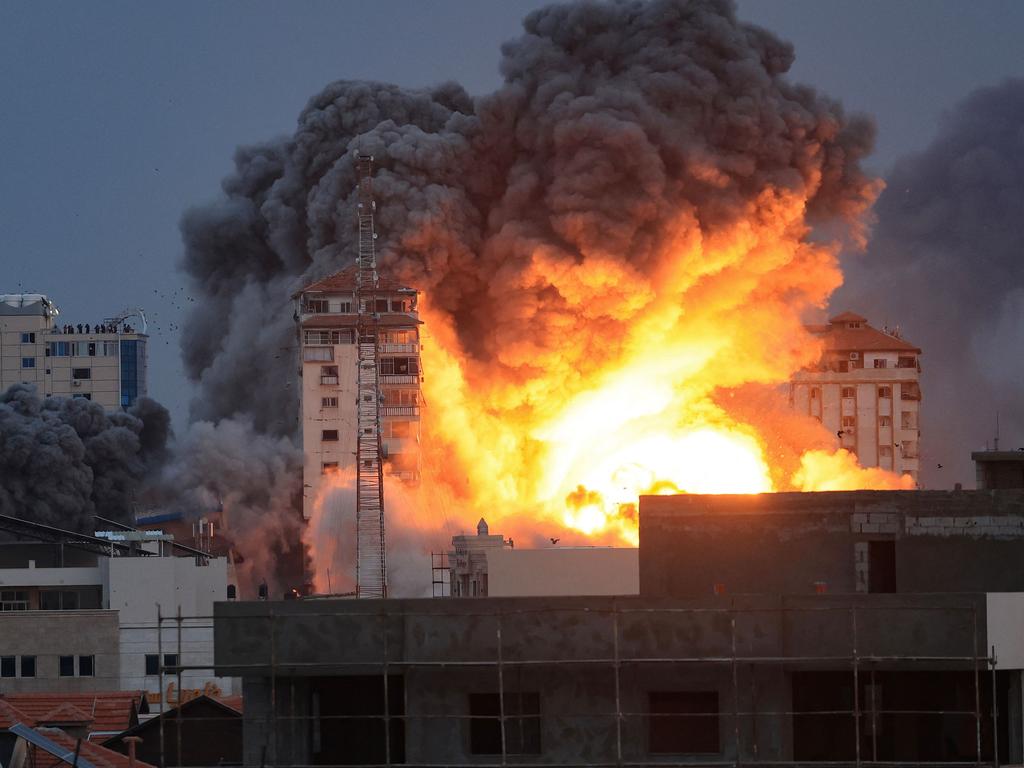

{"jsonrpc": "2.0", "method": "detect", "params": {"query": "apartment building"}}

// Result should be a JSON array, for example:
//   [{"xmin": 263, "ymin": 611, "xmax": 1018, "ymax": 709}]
[
  {"xmin": 294, "ymin": 266, "xmax": 422, "ymax": 519},
  {"xmin": 791, "ymin": 311, "xmax": 921, "ymax": 483},
  {"xmin": 0, "ymin": 294, "xmax": 147, "ymax": 409},
  {"xmin": 0, "ymin": 526, "xmax": 237, "ymax": 709}
]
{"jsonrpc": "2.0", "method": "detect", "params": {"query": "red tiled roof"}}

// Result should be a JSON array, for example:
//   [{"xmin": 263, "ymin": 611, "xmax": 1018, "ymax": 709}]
[
  {"xmin": 301, "ymin": 314, "xmax": 421, "ymax": 328},
  {"xmin": 807, "ymin": 311, "xmax": 920, "ymax": 353},
  {"xmin": 297, "ymin": 265, "xmax": 416, "ymax": 295},
  {"xmin": 32, "ymin": 727, "xmax": 156, "ymax": 768},
  {"xmin": 1, "ymin": 692, "xmax": 144, "ymax": 734},
  {"xmin": 38, "ymin": 702, "xmax": 93, "ymax": 725},
  {"xmin": 215, "ymin": 695, "xmax": 243, "ymax": 713},
  {"xmin": 0, "ymin": 700, "xmax": 34, "ymax": 729}
]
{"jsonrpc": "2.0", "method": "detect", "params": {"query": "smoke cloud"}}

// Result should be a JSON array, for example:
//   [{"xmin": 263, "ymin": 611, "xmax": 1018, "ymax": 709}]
[
  {"xmin": 0, "ymin": 384, "xmax": 170, "ymax": 530},
  {"xmin": 175, "ymin": 0, "xmax": 881, "ymax": 586},
  {"xmin": 836, "ymin": 78, "xmax": 1024, "ymax": 487}
]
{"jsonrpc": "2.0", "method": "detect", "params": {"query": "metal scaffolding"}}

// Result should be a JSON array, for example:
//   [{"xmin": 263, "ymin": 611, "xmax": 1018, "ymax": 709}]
[
  {"xmin": 155, "ymin": 600, "xmax": 1007, "ymax": 768},
  {"xmin": 354, "ymin": 154, "xmax": 387, "ymax": 599}
]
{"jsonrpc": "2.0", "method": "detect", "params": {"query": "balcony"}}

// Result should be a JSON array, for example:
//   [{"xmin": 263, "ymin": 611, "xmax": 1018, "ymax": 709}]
[
  {"xmin": 320, "ymin": 376, "xmax": 339, "ymax": 386},
  {"xmin": 380, "ymin": 343, "xmax": 419, "ymax": 354},
  {"xmin": 381, "ymin": 405, "xmax": 420, "ymax": 417},
  {"xmin": 380, "ymin": 374, "xmax": 419, "ymax": 385}
]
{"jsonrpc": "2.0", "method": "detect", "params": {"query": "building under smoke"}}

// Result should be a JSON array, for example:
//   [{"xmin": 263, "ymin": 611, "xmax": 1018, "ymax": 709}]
[
  {"xmin": 295, "ymin": 266, "xmax": 422, "ymax": 520},
  {"xmin": 0, "ymin": 294, "xmax": 147, "ymax": 410},
  {"xmin": 791, "ymin": 312, "xmax": 921, "ymax": 484}
]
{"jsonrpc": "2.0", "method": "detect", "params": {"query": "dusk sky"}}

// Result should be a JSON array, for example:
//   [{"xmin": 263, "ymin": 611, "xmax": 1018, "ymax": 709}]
[{"xmin": 2, "ymin": 0, "xmax": 1023, "ymax": 426}]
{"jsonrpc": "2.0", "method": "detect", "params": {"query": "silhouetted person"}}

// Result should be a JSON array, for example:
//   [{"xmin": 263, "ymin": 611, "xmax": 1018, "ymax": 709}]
[{"xmin": 76, "ymin": 324, "xmax": 83, "ymax": 333}]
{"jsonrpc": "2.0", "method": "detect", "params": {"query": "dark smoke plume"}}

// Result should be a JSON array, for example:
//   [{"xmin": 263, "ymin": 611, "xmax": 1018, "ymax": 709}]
[
  {"xmin": 0, "ymin": 384, "xmax": 170, "ymax": 530},
  {"xmin": 176, "ymin": 0, "xmax": 878, "ymax": 588},
  {"xmin": 181, "ymin": 0, "xmax": 875, "ymax": 422},
  {"xmin": 836, "ymin": 79, "xmax": 1024, "ymax": 487}
]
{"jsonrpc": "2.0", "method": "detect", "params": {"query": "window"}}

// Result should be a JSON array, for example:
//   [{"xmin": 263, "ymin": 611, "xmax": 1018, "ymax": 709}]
[
  {"xmin": 873, "ymin": 358, "xmax": 888, "ymax": 368},
  {"xmin": 227, "ymin": 584, "xmax": 237, "ymax": 600},
  {"xmin": 388, "ymin": 421, "xmax": 411, "ymax": 438},
  {"xmin": 391, "ymin": 299, "xmax": 410, "ymax": 312},
  {"xmin": 20, "ymin": 332, "xmax": 35, "ymax": 343},
  {"xmin": 469, "ymin": 693, "xmax": 541, "ymax": 755},
  {"xmin": 868, "ymin": 541, "xmax": 896, "ymax": 593},
  {"xmin": 897, "ymin": 355, "xmax": 917, "ymax": 369},
  {"xmin": 72, "ymin": 367, "xmax": 91, "ymax": 380},
  {"xmin": 87, "ymin": 342, "xmax": 96, "ymax": 356},
  {"xmin": 1, "ymin": 657, "xmax": 15, "ymax": 678},
  {"xmin": 1, "ymin": 590, "xmax": 28, "ymax": 611},
  {"xmin": 72, "ymin": 394, "xmax": 92, "ymax": 400},
  {"xmin": 375, "ymin": 298, "xmax": 390, "ymax": 313},
  {"xmin": 103, "ymin": 341, "xmax": 118, "ymax": 356},
  {"xmin": 72, "ymin": 341, "xmax": 90, "ymax": 356},
  {"xmin": 322, "ymin": 430, "xmax": 339, "ymax": 442},
  {"xmin": 383, "ymin": 389, "xmax": 419, "ymax": 407},
  {"xmin": 304, "ymin": 330, "xmax": 351, "ymax": 345},
  {"xmin": 901, "ymin": 440, "xmax": 918, "ymax": 459},
  {"xmin": 380, "ymin": 357, "xmax": 419, "ymax": 376},
  {"xmin": 879, "ymin": 445, "xmax": 893, "ymax": 458},
  {"xmin": 900, "ymin": 382, "xmax": 921, "ymax": 401},
  {"xmin": 836, "ymin": 360, "xmax": 849, "ymax": 373},
  {"xmin": 303, "ymin": 346, "xmax": 333, "ymax": 362},
  {"xmin": 306, "ymin": 299, "xmax": 328, "ymax": 313},
  {"xmin": 877, "ymin": 386, "xmax": 892, "ymax": 399},
  {"xmin": 649, "ymin": 691, "xmax": 720, "ymax": 754},
  {"xmin": 145, "ymin": 654, "xmax": 159, "ymax": 675},
  {"xmin": 321, "ymin": 397, "xmax": 338, "ymax": 408},
  {"xmin": 78, "ymin": 655, "xmax": 95, "ymax": 677},
  {"xmin": 879, "ymin": 416, "xmax": 891, "ymax": 427},
  {"xmin": 320, "ymin": 365, "xmax": 339, "ymax": 385},
  {"xmin": 59, "ymin": 656, "xmax": 75, "ymax": 677},
  {"xmin": 322, "ymin": 462, "xmax": 339, "ymax": 474},
  {"xmin": 21, "ymin": 357, "xmax": 35, "ymax": 369},
  {"xmin": 810, "ymin": 388, "xmax": 819, "ymax": 400},
  {"xmin": 900, "ymin": 411, "xmax": 917, "ymax": 430},
  {"xmin": 163, "ymin": 653, "xmax": 178, "ymax": 670},
  {"xmin": 841, "ymin": 387, "xmax": 855, "ymax": 399},
  {"xmin": 50, "ymin": 341, "xmax": 70, "ymax": 356},
  {"xmin": 20, "ymin": 656, "xmax": 35, "ymax": 678},
  {"xmin": 841, "ymin": 416, "xmax": 856, "ymax": 428}
]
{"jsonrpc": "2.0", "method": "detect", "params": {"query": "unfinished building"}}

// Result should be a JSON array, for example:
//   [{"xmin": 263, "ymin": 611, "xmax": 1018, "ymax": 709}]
[{"xmin": 215, "ymin": 487, "xmax": 1024, "ymax": 766}]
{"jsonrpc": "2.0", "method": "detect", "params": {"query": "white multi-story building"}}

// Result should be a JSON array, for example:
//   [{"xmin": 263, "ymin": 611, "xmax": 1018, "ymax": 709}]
[
  {"xmin": 294, "ymin": 266, "xmax": 422, "ymax": 519},
  {"xmin": 791, "ymin": 311, "xmax": 922, "ymax": 483},
  {"xmin": 0, "ymin": 530, "xmax": 237, "ymax": 709},
  {"xmin": 0, "ymin": 294, "xmax": 147, "ymax": 409}
]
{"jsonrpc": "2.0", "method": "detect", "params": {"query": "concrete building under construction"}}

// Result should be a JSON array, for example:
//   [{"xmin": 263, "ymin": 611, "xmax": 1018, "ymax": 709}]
[
  {"xmin": 294, "ymin": 266, "xmax": 422, "ymax": 520},
  {"xmin": 791, "ymin": 312, "xmax": 921, "ymax": 484},
  {"xmin": 215, "ymin": 477, "xmax": 1024, "ymax": 766}
]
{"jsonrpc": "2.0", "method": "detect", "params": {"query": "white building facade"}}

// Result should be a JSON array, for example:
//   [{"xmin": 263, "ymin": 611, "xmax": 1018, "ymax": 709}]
[
  {"xmin": 0, "ymin": 294, "xmax": 147, "ymax": 409},
  {"xmin": 0, "ymin": 540, "xmax": 237, "ymax": 709},
  {"xmin": 791, "ymin": 312, "xmax": 922, "ymax": 483},
  {"xmin": 295, "ymin": 266, "xmax": 422, "ymax": 519}
]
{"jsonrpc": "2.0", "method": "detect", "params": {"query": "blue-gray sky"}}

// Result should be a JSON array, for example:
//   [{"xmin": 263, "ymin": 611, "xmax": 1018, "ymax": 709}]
[{"xmin": 2, "ymin": 1, "xmax": 1023, "ymax": 426}]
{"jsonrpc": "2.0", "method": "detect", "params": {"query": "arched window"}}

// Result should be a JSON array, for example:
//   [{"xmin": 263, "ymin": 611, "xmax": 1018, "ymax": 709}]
[{"xmin": 227, "ymin": 584, "xmax": 237, "ymax": 600}]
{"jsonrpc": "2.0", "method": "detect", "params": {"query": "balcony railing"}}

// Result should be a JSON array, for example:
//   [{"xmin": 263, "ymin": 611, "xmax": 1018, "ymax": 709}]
[
  {"xmin": 320, "ymin": 376, "xmax": 339, "ymax": 386},
  {"xmin": 380, "ymin": 343, "xmax": 419, "ymax": 354},
  {"xmin": 380, "ymin": 374, "xmax": 419, "ymax": 385},
  {"xmin": 381, "ymin": 405, "xmax": 420, "ymax": 417}
]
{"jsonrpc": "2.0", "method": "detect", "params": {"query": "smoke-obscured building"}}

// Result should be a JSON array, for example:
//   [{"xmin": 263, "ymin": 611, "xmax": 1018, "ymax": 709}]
[
  {"xmin": 0, "ymin": 294, "xmax": 147, "ymax": 409},
  {"xmin": 791, "ymin": 311, "xmax": 921, "ymax": 483},
  {"xmin": 447, "ymin": 518, "xmax": 638, "ymax": 598},
  {"xmin": 294, "ymin": 267, "xmax": 422, "ymax": 519}
]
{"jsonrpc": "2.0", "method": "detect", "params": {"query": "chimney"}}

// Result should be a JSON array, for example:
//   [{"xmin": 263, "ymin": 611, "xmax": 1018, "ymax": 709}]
[{"xmin": 123, "ymin": 736, "xmax": 143, "ymax": 768}]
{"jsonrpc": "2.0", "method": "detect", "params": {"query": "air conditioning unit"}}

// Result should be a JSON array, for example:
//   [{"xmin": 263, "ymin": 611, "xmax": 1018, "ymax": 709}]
[
  {"xmin": 849, "ymin": 352, "xmax": 860, "ymax": 360},
  {"xmin": 73, "ymin": 380, "xmax": 82, "ymax": 387}
]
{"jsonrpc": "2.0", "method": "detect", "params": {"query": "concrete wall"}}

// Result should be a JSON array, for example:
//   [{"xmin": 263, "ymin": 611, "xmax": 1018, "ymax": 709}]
[
  {"xmin": 0, "ymin": 609, "xmax": 119, "ymax": 692},
  {"xmin": 640, "ymin": 491, "xmax": 1024, "ymax": 598},
  {"xmin": 215, "ymin": 594, "xmax": 986, "ymax": 765},
  {"xmin": 486, "ymin": 547, "xmax": 639, "ymax": 596}
]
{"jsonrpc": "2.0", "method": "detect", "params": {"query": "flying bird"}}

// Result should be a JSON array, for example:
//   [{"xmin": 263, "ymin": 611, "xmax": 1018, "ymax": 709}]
[{"xmin": 549, "ymin": 537, "xmax": 560, "ymax": 545}]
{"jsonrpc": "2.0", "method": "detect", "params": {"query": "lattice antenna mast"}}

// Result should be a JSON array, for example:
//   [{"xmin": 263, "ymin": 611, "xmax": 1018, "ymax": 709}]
[{"xmin": 354, "ymin": 155, "xmax": 387, "ymax": 599}]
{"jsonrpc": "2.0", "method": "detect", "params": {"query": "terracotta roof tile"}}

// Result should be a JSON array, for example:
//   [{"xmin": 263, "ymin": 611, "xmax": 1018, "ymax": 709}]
[
  {"xmin": 807, "ymin": 311, "xmax": 920, "ymax": 353},
  {"xmin": 297, "ymin": 265, "xmax": 416, "ymax": 295},
  {"xmin": 32, "ymin": 727, "xmax": 156, "ymax": 768},
  {"xmin": 0, "ymin": 700, "xmax": 35, "ymax": 729},
  {"xmin": 215, "ymin": 695, "xmax": 243, "ymax": 713},
  {"xmin": 38, "ymin": 702, "xmax": 93, "ymax": 725},
  {"xmin": 828, "ymin": 311, "xmax": 868, "ymax": 323},
  {"xmin": 1, "ymin": 692, "xmax": 144, "ymax": 734}
]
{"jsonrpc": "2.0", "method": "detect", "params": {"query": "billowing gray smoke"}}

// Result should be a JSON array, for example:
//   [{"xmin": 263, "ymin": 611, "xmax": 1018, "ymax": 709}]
[
  {"xmin": 175, "ymin": 0, "xmax": 877, "ymax": 589},
  {"xmin": 837, "ymin": 79, "xmax": 1024, "ymax": 487},
  {"xmin": 0, "ymin": 384, "xmax": 170, "ymax": 529}
]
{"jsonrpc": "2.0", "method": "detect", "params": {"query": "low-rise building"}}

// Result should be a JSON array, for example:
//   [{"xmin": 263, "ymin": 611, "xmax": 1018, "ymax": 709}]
[
  {"xmin": 0, "ymin": 524, "xmax": 237, "ymax": 709},
  {"xmin": 0, "ymin": 294, "xmax": 147, "ymax": 409}
]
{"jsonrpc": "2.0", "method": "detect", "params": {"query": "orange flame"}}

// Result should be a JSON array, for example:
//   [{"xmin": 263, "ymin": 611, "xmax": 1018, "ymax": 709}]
[{"xmin": 409, "ymin": 189, "xmax": 904, "ymax": 545}]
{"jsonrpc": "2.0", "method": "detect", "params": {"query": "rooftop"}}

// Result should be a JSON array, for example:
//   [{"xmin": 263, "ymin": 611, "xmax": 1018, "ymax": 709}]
[
  {"xmin": 807, "ymin": 310, "xmax": 920, "ymax": 353},
  {"xmin": 297, "ymin": 265, "xmax": 416, "ymax": 296},
  {"xmin": 0, "ymin": 692, "xmax": 146, "ymax": 734}
]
